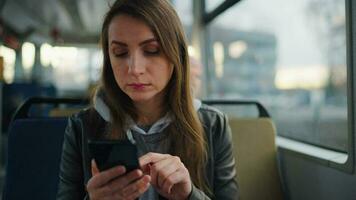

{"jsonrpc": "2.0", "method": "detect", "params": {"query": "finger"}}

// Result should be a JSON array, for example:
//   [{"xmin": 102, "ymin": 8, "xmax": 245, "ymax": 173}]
[
  {"xmin": 88, "ymin": 170, "xmax": 143, "ymax": 199},
  {"xmin": 139, "ymin": 152, "xmax": 170, "ymax": 167},
  {"xmin": 88, "ymin": 183, "xmax": 117, "ymax": 199},
  {"xmin": 155, "ymin": 156, "xmax": 181, "ymax": 188},
  {"xmin": 108, "ymin": 169, "xmax": 144, "ymax": 191},
  {"xmin": 141, "ymin": 163, "xmax": 151, "ymax": 175},
  {"xmin": 124, "ymin": 176, "xmax": 151, "ymax": 200},
  {"xmin": 121, "ymin": 175, "xmax": 151, "ymax": 197},
  {"xmin": 91, "ymin": 159, "xmax": 99, "ymax": 176},
  {"xmin": 87, "ymin": 165, "xmax": 126, "ymax": 189},
  {"xmin": 161, "ymin": 168, "xmax": 188, "ymax": 194},
  {"xmin": 125, "ymin": 187, "xmax": 149, "ymax": 200}
]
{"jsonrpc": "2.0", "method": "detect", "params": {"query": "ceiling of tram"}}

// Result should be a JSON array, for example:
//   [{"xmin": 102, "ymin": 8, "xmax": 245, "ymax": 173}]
[{"xmin": 0, "ymin": 0, "xmax": 115, "ymax": 46}]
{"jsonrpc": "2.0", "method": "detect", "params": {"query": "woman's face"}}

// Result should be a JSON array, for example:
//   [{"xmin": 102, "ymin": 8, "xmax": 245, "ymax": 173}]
[{"xmin": 108, "ymin": 14, "xmax": 173, "ymax": 104}]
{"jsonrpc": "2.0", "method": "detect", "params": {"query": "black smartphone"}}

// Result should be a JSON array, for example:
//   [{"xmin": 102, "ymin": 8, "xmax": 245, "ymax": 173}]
[{"xmin": 88, "ymin": 140, "xmax": 140, "ymax": 172}]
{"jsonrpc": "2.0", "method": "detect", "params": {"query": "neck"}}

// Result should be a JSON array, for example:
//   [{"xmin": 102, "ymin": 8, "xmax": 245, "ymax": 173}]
[{"xmin": 134, "ymin": 99, "xmax": 166, "ymax": 125}]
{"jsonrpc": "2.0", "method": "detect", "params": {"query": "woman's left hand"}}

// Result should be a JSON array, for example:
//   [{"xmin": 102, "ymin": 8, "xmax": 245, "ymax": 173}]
[{"xmin": 139, "ymin": 152, "xmax": 192, "ymax": 200}]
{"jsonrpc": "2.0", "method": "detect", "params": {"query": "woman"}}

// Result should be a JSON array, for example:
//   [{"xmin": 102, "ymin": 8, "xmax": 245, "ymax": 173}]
[{"xmin": 57, "ymin": 0, "xmax": 238, "ymax": 199}]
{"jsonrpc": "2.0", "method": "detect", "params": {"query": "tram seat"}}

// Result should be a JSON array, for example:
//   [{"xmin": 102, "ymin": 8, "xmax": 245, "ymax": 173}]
[
  {"xmin": 3, "ymin": 117, "xmax": 67, "ymax": 200},
  {"xmin": 2, "ymin": 97, "xmax": 88, "ymax": 200},
  {"xmin": 229, "ymin": 117, "xmax": 284, "ymax": 200},
  {"xmin": 203, "ymin": 100, "xmax": 284, "ymax": 200},
  {"xmin": 2, "ymin": 83, "xmax": 57, "ymax": 133},
  {"xmin": 49, "ymin": 107, "xmax": 83, "ymax": 117}
]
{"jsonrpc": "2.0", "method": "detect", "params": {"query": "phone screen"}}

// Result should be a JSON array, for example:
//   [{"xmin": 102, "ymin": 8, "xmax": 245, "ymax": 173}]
[{"xmin": 88, "ymin": 140, "xmax": 140, "ymax": 172}]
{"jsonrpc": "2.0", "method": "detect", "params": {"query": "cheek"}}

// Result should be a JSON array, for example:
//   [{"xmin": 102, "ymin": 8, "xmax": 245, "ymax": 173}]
[
  {"xmin": 161, "ymin": 65, "xmax": 174, "ymax": 85},
  {"xmin": 111, "ymin": 66, "xmax": 126, "ymax": 87},
  {"xmin": 110, "ymin": 56, "xmax": 127, "ymax": 84},
  {"xmin": 168, "ymin": 65, "xmax": 174, "ymax": 80}
]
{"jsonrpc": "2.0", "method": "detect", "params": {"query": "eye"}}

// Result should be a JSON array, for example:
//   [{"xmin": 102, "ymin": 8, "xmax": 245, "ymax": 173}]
[
  {"xmin": 112, "ymin": 49, "xmax": 128, "ymax": 57},
  {"xmin": 144, "ymin": 45, "xmax": 160, "ymax": 55},
  {"xmin": 144, "ymin": 49, "xmax": 160, "ymax": 55},
  {"xmin": 114, "ymin": 52, "xmax": 128, "ymax": 57}
]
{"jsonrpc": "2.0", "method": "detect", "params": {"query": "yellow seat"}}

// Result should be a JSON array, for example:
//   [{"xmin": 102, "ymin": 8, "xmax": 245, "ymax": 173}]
[
  {"xmin": 49, "ymin": 108, "xmax": 82, "ymax": 117},
  {"xmin": 229, "ymin": 118, "xmax": 284, "ymax": 200}
]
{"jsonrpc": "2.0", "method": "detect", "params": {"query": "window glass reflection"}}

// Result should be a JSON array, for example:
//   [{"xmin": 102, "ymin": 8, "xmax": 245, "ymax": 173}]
[{"xmin": 207, "ymin": 0, "xmax": 347, "ymax": 152}]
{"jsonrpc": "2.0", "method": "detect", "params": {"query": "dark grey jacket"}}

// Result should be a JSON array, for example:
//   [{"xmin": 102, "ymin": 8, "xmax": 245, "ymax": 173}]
[{"xmin": 57, "ymin": 104, "xmax": 239, "ymax": 200}]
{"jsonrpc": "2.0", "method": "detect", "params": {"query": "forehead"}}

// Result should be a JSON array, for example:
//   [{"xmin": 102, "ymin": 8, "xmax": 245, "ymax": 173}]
[{"xmin": 108, "ymin": 14, "xmax": 156, "ymax": 41}]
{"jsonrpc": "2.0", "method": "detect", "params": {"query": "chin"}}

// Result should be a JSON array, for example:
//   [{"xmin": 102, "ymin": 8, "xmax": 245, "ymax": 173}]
[{"xmin": 128, "ymin": 94, "xmax": 155, "ymax": 103}]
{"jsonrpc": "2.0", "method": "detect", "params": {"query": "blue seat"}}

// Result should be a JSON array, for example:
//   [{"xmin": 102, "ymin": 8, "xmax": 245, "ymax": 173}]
[
  {"xmin": 2, "ymin": 97, "xmax": 88, "ymax": 200},
  {"xmin": 2, "ymin": 83, "xmax": 57, "ymax": 133},
  {"xmin": 2, "ymin": 117, "xmax": 67, "ymax": 200}
]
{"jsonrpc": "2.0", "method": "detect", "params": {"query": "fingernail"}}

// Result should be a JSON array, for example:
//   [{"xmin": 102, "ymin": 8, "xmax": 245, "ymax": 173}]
[
  {"xmin": 119, "ymin": 166, "xmax": 126, "ymax": 173},
  {"xmin": 137, "ymin": 169, "xmax": 143, "ymax": 176},
  {"xmin": 144, "ymin": 175, "xmax": 151, "ymax": 183}
]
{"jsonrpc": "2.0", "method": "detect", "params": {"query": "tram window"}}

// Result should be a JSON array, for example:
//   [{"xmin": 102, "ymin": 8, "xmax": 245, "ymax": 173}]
[
  {"xmin": 205, "ymin": 0, "xmax": 225, "ymax": 12},
  {"xmin": 206, "ymin": 0, "xmax": 348, "ymax": 152},
  {"xmin": 50, "ymin": 47, "xmax": 101, "ymax": 95},
  {"xmin": 0, "ymin": 45, "xmax": 16, "ymax": 83},
  {"xmin": 173, "ymin": 0, "xmax": 193, "ymax": 42}
]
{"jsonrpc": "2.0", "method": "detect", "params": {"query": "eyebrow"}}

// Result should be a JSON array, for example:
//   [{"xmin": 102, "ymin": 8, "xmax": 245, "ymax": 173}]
[{"xmin": 110, "ymin": 38, "xmax": 158, "ymax": 47}]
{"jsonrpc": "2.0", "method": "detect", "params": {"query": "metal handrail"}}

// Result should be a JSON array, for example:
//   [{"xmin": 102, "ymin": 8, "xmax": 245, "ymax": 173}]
[{"xmin": 202, "ymin": 99, "xmax": 270, "ymax": 118}]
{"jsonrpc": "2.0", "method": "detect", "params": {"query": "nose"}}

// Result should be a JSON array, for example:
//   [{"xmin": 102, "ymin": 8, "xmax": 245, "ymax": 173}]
[{"xmin": 128, "ymin": 52, "xmax": 146, "ymax": 76}]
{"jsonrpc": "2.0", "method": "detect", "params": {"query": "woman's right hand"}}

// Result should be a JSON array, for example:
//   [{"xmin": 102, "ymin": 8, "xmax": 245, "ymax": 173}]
[{"xmin": 86, "ymin": 160, "xmax": 151, "ymax": 200}]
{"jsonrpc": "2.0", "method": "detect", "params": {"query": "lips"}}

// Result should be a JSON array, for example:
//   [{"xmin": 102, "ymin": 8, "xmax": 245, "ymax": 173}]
[
  {"xmin": 128, "ymin": 83, "xmax": 149, "ymax": 87},
  {"xmin": 127, "ymin": 83, "xmax": 150, "ymax": 89}
]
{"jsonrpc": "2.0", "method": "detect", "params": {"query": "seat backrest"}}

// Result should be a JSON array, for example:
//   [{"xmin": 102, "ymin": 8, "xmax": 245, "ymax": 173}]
[
  {"xmin": 229, "ymin": 117, "xmax": 283, "ymax": 200},
  {"xmin": 2, "ymin": 83, "xmax": 57, "ymax": 133},
  {"xmin": 49, "ymin": 107, "xmax": 83, "ymax": 117},
  {"xmin": 3, "ymin": 117, "xmax": 67, "ymax": 200}
]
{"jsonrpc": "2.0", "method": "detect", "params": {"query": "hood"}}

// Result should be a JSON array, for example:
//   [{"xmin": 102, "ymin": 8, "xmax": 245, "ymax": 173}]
[{"xmin": 93, "ymin": 91, "xmax": 202, "ymax": 135}]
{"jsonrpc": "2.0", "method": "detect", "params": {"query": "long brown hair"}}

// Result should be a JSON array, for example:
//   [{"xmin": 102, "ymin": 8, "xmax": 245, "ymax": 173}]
[{"xmin": 98, "ymin": 0, "xmax": 209, "ymax": 193}]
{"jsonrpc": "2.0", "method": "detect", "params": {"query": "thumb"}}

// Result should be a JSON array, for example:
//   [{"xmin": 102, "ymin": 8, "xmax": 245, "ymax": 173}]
[{"xmin": 91, "ymin": 159, "xmax": 100, "ymax": 175}]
